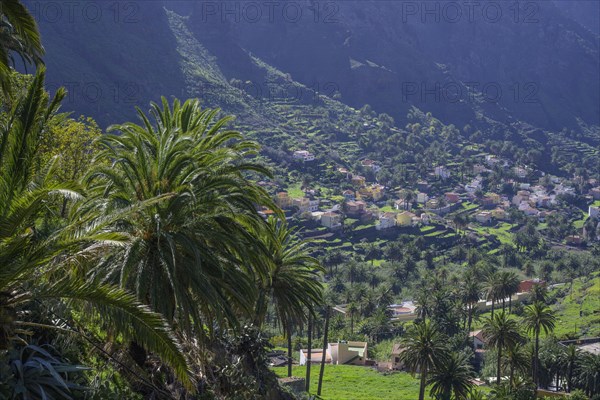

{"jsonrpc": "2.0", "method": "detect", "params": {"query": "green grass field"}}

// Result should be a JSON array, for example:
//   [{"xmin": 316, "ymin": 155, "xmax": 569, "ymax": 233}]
[
  {"xmin": 551, "ymin": 274, "xmax": 600, "ymax": 338},
  {"xmin": 274, "ymin": 365, "xmax": 427, "ymax": 399},
  {"xmin": 471, "ymin": 274, "xmax": 600, "ymax": 338},
  {"xmin": 471, "ymin": 222, "xmax": 515, "ymax": 245}
]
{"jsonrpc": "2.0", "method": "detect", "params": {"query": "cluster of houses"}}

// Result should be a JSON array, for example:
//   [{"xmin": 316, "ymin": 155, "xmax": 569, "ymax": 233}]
[{"xmin": 272, "ymin": 150, "xmax": 600, "ymax": 244}]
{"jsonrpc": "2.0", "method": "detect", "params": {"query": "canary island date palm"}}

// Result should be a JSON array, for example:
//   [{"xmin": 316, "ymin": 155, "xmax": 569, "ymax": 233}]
[
  {"xmin": 81, "ymin": 97, "xmax": 274, "ymax": 337},
  {"xmin": 253, "ymin": 217, "xmax": 323, "ymax": 327},
  {"xmin": 502, "ymin": 342, "xmax": 530, "ymax": 389},
  {"xmin": 0, "ymin": 69, "xmax": 190, "ymax": 386},
  {"xmin": 253, "ymin": 217, "xmax": 323, "ymax": 376},
  {"xmin": 427, "ymin": 351, "xmax": 475, "ymax": 400},
  {"xmin": 522, "ymin": 301, "xmax": 555, "ymax": 389},
  {"xmin": 0, "ymin": 0, "xmax": 44, "ymax": 97},
  {"xmin": 482, "ymin": 311, "xmax": 523, "ymax": 385},
  {"xmin": 576, "ymin": 353, "xmax": 600, "ymax": 397},
  {"xmin": 460, "ymin": 271, "xmax": 481, "ymax": 340},
  {"xmin": 400, "ymin": 319, "xmax": 449, "ymax": 400},
  {"xmin": 497, "ymin": 271, "xmax": 520, "ymax": 313}
]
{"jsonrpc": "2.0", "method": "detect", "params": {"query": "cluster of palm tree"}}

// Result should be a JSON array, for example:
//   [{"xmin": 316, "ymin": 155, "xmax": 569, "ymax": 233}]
[
  {"xmin": 483, "ymin": 269, "xmax": 521, "ymax": 317},
  {"xmin": 398, "ymin": 302, "xmax": 557, "ymax": 400},
  {"xmin": 481, "ymin": 302, "xmax": 556, "ymax": 394},
  {"xmin": 400, "ymin": 319, "xmax": 476, "ymax": 400},
  {"xmin": 0, "ymin": 68, "xmax": 324, "ymax": 396}
]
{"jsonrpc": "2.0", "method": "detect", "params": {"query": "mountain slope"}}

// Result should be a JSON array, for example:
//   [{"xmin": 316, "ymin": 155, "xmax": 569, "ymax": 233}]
[{"xmin": 27, "ymin": 0, "xmax": 599, "ymax": 133}]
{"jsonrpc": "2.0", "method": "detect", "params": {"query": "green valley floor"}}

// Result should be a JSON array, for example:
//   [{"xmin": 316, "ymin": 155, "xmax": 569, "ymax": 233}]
[{"xmin": 274, "ymin": 365, "xmax": 427, "ymax": 399}]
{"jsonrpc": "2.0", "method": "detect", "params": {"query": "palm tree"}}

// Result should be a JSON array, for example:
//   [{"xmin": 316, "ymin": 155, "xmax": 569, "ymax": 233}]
[
  {"xmin": 522, "ymin": 302, "xmax": 556, "ymax": 388},
  {"xmin": 0, "ymin": 70, "xmax": 190, "ymax": 385},
  {"xmin": 460, "ymin": 272, "xmax": 481, "ymax": 338},
  {"xmin": 400, "ymin": 319, "xmax": 449, "ymax": 400},
  {"xmin": 576, "ymin": 353, "xmax": 600, "ymax": 397},
  {"xmin": 253, "ymin": 217, "xmax": 323, "ymax": 328},
  {"xmin": 252, "ymin": 217, "xmax": 323, "ymax": 376},
  {"xmin": 484, "ymin": 271, "xmax": 502, "ymax": 318},
  {"xmin": 496, "ymin": 271, "xmax": 520, "ymax": 313},
  {"xmin": 427, "ymin": 351, "xmax": 474, "ymax": 400},
  {"xmin": 482, "ymin": 311, "xmax": 523, "ymax": 384},
  {"xmin": 564, "ymin": 344, "xmax": 580, "ymax": 393},
  {"xmin": 502, "ymin": 343, "xmax": 530, "ymax": 388},
  {"xmin": 0, "ymin": 0, "xmax": 44, "ymax": 96},
  {"xmin": 81, "ymin": 98, "xmax": 274, "ymax": 337},
  {"xmin": 529, "ymin": 283, "xmax": 548, "ymax": 304},
  {"xmin": 347, "ymin": 302, "xmax": 358, "ymax": 334}
]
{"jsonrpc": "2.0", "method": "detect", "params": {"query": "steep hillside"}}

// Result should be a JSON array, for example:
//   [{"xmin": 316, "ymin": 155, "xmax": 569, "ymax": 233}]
[
  {"xmin": 188, "ymin": 0, "xmax": 599, "ymax": 130},
  {"xmin": 27, "ymin": 1, "xmax": 599, "ymax": 133},
  {"xmin": 26, "ymin": 1, "xmax": 187, "ymax": 125}
]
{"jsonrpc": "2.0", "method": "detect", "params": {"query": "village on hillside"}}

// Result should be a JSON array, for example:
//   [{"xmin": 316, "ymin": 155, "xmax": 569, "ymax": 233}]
[{"xmin": 259, "ymin": 149, "xmax": 600, "ymax": 254}]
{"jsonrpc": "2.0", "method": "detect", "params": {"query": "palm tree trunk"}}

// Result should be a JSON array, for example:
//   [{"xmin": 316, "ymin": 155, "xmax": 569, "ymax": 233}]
[
  {"xmin": 497, "ymin": 346, "xmax": 502, "ymax": 384},
  {"xmin": 318, "ymin": 307, "xmax": 330, "ymax": 396},
  {"xmin": 467, "ymin": 305, "xmax": 473, "ymax": 336},
  {"xmin": 287, "ymin": 324, "xmax": 293, "ymax": 377},
  {"xmin": 419, "ymin": 367, "xmax": 428, "ymax": 400},
  {"xmin": 509, "ymin": 297, "xmax": 512, "ymax": 314},
  {"xmin": 491, "ymin": 300, "xmax": 495, "ymax": 318},
  {"xmin": 510, "ymin": 364, "xmax": 514, "ymax": 388},
  {"xmin": 502, "ymin": 298, "xmax": 506, "ymax": 312},
  {"xmin": 533, "ymin": 332, "xmax": 540, "ymax": 390},
  {"xmin": 305, "ymin": 314, "xmax": 313, "ymax": 393}
]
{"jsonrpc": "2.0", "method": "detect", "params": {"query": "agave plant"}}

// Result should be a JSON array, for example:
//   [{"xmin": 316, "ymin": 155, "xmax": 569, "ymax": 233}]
[{"xmin": 2, "ymin": 344, "xmax": 88, "ymax": 400}]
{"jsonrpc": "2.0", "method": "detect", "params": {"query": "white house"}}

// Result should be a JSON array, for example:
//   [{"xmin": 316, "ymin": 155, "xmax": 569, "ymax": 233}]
[
  {"xmin": 475, "ymin": 212, "xmax": 492, "ymax": 224},
  {"xmin": 328, "ymin": 341, "xmax": 368, "ymax": 365},
  {"xmin": 376, "ymin": 212, "xmax": 396, "ymax": 230},
  {"xmin": 417, "ymin": 192, "xmax": 429, "ymax": 204},
  {"xmin": 293, "ymin": 150, "xmax": 315, "ymax": 162},
  {"xmin": 321, "ymin": 212, "xmax": 342, "ymax": 230},
  {"xmin": 394, "ymin": 199, "xmax": 411, "ymax": 210},
  {"xmin": 514, "ymin": 167, "xmax": 528, "ymax": 179},
  {"xmin": 590, "ymin": 206, "xmax": 600, "ymax": 219},
  {"xmin": 469, "ymin": 330, "xmax": 485, "ymax": 350},
  {"xmin": 299, "ymin": 348, "xmax": 331, "ymax": 365},
  {"xmin": 388, "ymin": 302, "xmax": 417, "ymax": 321},
  {"xmin": 308, "ymin": 199, "xmax": 320, "ymax": 212},
  {"xmin": 434, "ymin": 166, "xmax": 451, "ymax": 180}
]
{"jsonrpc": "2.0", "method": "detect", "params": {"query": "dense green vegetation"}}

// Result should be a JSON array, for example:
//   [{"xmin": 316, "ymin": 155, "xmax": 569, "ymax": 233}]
[{"xmin": 1, "ymin": 2, "xmax": 599, "ymax": 400}]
